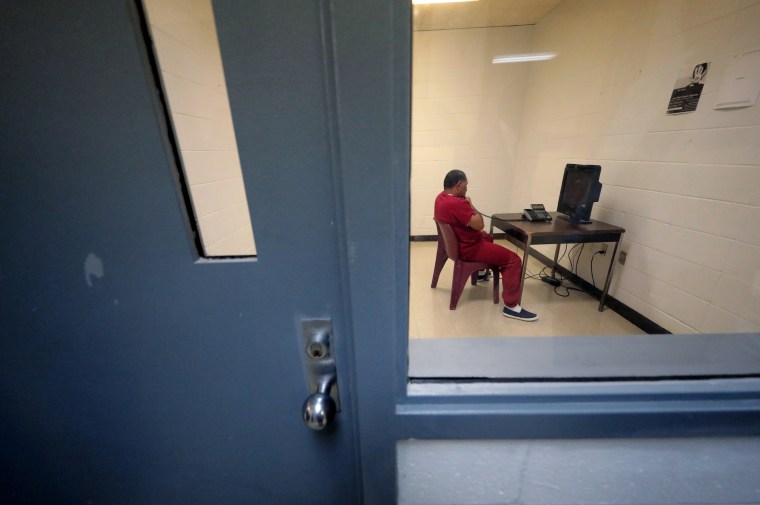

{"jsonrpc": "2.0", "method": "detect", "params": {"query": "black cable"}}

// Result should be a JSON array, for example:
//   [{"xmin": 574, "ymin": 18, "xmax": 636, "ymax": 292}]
[
  {"xmin": 522, "ymin": 241, "xmax": 606, "ymax": 299},
  {"xmin": 575, "ymin": 244, "xmax": 585, "ymax": 276},
  {"xmin": 526, "ymin": 264, "xmax": 552, "ymax": 280},
  {"xmin": 553, "ymin": 284, "xmax": 585, "ymax": 297},
  {"xmin": 591, "ymin": 250, "xmax": 604, "ymax": 289},
  {"xmin": 539, "ymin": 244, "xmax": 568, "ymax": 285},
  {"xmin": 543, "ymin": 243, "xmax": 584, "ymax": 298},
  {"xmin": 567, "ymin": 243, "xmax": 583, "ymax": 276}
]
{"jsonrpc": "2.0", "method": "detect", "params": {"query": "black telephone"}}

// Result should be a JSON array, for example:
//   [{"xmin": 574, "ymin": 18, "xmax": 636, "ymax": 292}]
[{"xmin": 523, "ymin": 203, "xmax": 552, "ymax": 222}]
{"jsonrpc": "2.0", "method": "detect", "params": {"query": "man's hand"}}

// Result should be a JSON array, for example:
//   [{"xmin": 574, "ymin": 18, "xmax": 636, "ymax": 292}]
[{"xmin": 466, "ymin": 197, "xmax": 485, "ymax": 230}]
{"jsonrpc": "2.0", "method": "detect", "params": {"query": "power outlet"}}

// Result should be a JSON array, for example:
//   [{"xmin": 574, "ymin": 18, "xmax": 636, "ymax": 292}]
[
  {"xmin": 618, "ymin": 251, "xmax": 627, "ymax": 265},
  {"xmin": 599, "ymin": 243, "xmax": 608, "ymax": 255}
]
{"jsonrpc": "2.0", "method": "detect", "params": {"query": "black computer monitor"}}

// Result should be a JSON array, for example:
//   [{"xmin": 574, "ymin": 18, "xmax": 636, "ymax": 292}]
[{"xmin": 556, "ymin": 164, "xmax": 602, "ymax": 224}]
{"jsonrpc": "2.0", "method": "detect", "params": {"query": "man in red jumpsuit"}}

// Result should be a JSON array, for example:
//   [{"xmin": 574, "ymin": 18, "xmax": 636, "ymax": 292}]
[{"xmin": 434, "ymin": 169, "xmax": 538, "ymax": 321}]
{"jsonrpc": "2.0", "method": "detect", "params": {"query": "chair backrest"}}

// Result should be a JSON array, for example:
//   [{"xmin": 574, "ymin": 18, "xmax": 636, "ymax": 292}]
[{"xmin": 434, "ymin": 220, "xmax": 460, "ymax": 261}]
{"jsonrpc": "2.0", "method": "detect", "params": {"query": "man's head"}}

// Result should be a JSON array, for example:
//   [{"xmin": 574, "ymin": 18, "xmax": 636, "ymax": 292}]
[{"xmin": 443, "ymin": 169, "xmax": 468, "ymax": 197}]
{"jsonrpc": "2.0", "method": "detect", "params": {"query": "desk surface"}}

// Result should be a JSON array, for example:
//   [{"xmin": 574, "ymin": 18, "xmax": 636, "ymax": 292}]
[{"xmin": 491, "ymin": 212, "xmax": 624, "ymax": 244}]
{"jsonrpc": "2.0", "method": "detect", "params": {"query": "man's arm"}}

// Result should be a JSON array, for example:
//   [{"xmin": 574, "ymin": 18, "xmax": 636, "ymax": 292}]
[{"xmin": 465, "ymin": 197, "xmax": 485, "ymax": 231}]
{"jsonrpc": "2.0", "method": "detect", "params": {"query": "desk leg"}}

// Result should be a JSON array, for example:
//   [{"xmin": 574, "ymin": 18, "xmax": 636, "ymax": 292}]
[
  {"xmin": 518, "ymin": 236, "xmax": 531, "ymax": 305},
  {"xmin": 551, "ymin": 244, "xmax": 561, "ymax": 279},
  {"xmin": 599, "ymin": 239, "xmax": 621, "ymax": 312}
]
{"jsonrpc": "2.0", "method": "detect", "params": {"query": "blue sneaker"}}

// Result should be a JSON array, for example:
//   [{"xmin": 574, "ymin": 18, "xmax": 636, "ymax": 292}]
[{"xmin": 502, "ymin": 306, "xmax": 538, "ymax": 322}]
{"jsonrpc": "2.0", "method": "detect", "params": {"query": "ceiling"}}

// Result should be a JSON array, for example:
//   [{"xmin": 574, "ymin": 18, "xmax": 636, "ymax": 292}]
[{"xmin": 412, "ymin": 0, "xmax": 563, "ymax": 31}]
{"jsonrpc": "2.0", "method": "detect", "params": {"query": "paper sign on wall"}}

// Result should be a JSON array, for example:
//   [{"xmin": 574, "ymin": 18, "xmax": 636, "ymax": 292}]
[
  {"xmin": 666, "ymin": 62, "xmax": 709, "ymax": 115},
  {"xmin": 714, "ymin": 48, "xmax": 760, "ymax": 109}
]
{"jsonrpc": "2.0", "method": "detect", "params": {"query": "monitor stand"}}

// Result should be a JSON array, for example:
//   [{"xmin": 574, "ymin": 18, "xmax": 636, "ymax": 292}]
[{"xmin": 557, "ymin": 214, "xmax": 593, "ymax": 225}]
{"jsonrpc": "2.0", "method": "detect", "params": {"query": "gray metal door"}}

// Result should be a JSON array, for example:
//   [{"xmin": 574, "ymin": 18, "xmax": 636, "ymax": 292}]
[
  {"xmin": 6, "ymin": 2, "xmax": 757, "ymax": 504},
  {"xmin": 0, "ymin": 1, "xmax": 376, "ymax": 503}
]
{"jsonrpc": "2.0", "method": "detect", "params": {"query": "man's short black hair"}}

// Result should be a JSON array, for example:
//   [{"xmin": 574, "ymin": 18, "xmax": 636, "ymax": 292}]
[{"xmin": 443, "ymin": 169, "xmax": 467, "ymax": 189}]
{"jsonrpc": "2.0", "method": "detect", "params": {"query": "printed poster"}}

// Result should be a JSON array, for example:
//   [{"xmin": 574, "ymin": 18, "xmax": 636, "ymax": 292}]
[{"xmin": 667, "ymin": 62, "xmax": 709, "ymax": 115}]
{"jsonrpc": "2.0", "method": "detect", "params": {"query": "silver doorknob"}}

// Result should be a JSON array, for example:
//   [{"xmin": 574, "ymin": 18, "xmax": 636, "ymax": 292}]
[
  {"xmin": 301, "ymin": 319, "xmax": 340, "ymax": 430},
  {"xmin": 302, "ymin": 392, "xmax": 337, "ymax": 430}
]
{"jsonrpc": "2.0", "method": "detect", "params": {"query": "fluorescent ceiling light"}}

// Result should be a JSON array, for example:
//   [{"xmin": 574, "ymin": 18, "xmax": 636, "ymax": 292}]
[
  {"xmin": 492, "ymin": 52, "xmax": 557, "ymax": 64},
  {"xmin": 412, "ymin": 0, "xmax": 478, "ymax": 5}
]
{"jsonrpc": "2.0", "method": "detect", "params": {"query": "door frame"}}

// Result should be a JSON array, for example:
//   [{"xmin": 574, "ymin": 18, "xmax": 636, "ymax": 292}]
[{"xmin": 328, "ymin": 1, "xmax": 760, "ymax": 502}]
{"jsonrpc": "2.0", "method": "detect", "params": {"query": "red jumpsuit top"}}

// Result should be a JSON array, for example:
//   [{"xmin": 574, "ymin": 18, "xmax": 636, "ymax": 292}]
[{"xmin": 434, "ymin": 191, "xmax": 485, "ymax": 259}]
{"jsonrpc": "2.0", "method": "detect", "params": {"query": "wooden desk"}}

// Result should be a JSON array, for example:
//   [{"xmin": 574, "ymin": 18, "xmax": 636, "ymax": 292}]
[{"xmin": 490, "ymin": 212, "xmax": 625, "ymax": 311}]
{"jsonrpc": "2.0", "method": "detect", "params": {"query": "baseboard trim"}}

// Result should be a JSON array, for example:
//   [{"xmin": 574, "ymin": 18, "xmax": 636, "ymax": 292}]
[
  {"xmin": 410, "ymin": 235, "xmax": 437, "ymax": 242},
  {"xmin": 409, "ymin": 235, "xmax": 670, "ymax": 335}
]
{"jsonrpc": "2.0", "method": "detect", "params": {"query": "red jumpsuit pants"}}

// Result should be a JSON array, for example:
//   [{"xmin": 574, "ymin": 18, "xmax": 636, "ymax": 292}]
[{"xmin": 461, "ymin": 234, "xmax": 522, "ymax": 308}]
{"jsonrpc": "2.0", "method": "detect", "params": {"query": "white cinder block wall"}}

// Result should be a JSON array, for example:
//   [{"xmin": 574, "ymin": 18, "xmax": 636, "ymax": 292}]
[
  {"xmin": 144, "ymin": 0, "xmax": 256, "ymax": 256},
  {"xmin": 411, "ymin": 26, "xmax": 534, "ymax": 235},
  {"xmin": 512, "ymin": 0, "xmax": 760, "ymax": 334},
  {"xmin": 412, "ymin": 0, "xmax": 760, "ymax": 334}
]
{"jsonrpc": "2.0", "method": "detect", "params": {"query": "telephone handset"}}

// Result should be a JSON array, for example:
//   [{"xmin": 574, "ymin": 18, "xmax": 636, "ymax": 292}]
[{"xmin": 523, "ymin": 203, "xmax": 552, "ymax": 222}]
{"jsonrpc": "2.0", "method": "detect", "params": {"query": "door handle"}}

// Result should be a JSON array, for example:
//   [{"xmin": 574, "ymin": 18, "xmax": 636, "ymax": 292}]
[
  {"xmin": 302, "ymin": 376, "xmax": 337, "ymax": 430},
  {"xmin": 301, "ymin": 319, "xmax": 340, "ymax": 430}
]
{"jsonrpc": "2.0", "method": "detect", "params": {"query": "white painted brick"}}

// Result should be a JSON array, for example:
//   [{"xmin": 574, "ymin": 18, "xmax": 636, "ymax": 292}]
[
  {"xmin": 697, "ymin": 304, "xmax": 760, "ymax": 334},
  {"xmin": 590, "ymin": 206, "xmax": 625, "ymax": 228},
  {"xmin": 737, "ymin": 205, "xmax": 760, "ymax": 246},
  {"xmin": 638, "ymin": 131, "xmax": 699, "ymax": 163},
  {"xmin": 615, "ymin": 264, "xmax": 655, "ymax": 304},
  {"xmin": 203, "ymin": 225, "xmax": 256, "ymax": 257},
  {"xmin": 635, "ymin": 267, "xmax": 709, "ymax": 328},
  {"xmin": 731, "ymin": 2, "xmax": 760, "ymax": 52},
  {"xmin": 143, "ymin": 0, "xmax": 185, "ymax": 28},
  {"xmin": 723, "ymin": 241, "xmax": 760, "ymax": 285},
  {"xmin": 609, "ymin": 163, "xmax": 760, "ymax": 206},
  {"xmin": 624, "ymin": 242, "xmax": 721, "ymax": 301},
  {"xmin": 663, "ymin": 195, "xmax": 748, "ymax": 240},
  {"xmin": 661, "ymin": 225, "xmax": 735, "ymax": 270},
  {"xmin": 692, "ymin": 127, "xmax": 760, "ymax": 166},
  {"xmin": 147, "ymin": 0, "xmax": 217, "ymax": 51},
  {"xmin": 711, "ymin": 274, "xmax": 760, "ymax": 326},
  {"xmin": 161, "ymin": 72, "xmax": 229, "ymax": 122},
  {"xmin": 601, "ymin": 205, "xmax": 671, "ymax": 251},
  {"xmin": 690, "ymin": 91, "xmax": 760, "ymax": 130},
  {"xmin": 596, "ymin": 133, "xmax": 644, "ymax": 161},
  {"xmin": 172, "ymin": 114, "xmax": 236, "ymax": 152},
  {"xmin": 618, "ymin": 250, "xmax": 707, "ymax": 331},
  {"xmin": 181, "ymin": 150, "xmax": 242, "ymax": 186},
  {"xmin": 189, "ymin": 177, "xmax": 247, "ymax": 217},
  {"xmin": 673, "ymin": 15, "xmax": 736, "ymax": 65},
  {"xmin": 605, "ymin": 103, "xmax": 660, "ymax": 136},
  {"xmin": 626, "ymin": 189, "xmax": 678, "ymax": 223},
  {"xmin": 412, "ymin": 98, "xmax": 446, "ymax": 116},
  {"xmin": 197, "ymin": 202, "xmax": 252, "ymax": 248},
  {"xmin": 614, "ymin": 288, "xmax": 697, "ymax": 334},
  {"xmin": 149, "ymin": 28, "xmax": 223, "ymax": 90}
]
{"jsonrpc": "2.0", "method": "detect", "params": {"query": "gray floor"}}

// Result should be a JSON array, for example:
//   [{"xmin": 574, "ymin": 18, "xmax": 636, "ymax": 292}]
[
  {"xmin": 398, "ymin": 438, "xmax": 760, "ymax": 505},
  {"xmin": 409, "ymin": 241, "xmax": 642, "ymax": 340}
]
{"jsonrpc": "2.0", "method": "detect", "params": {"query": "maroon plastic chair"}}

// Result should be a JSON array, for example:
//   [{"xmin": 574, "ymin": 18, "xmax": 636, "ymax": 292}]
[{"xmin": 431, "ymin": 220, "xmax": 500, "ymax": 310}]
